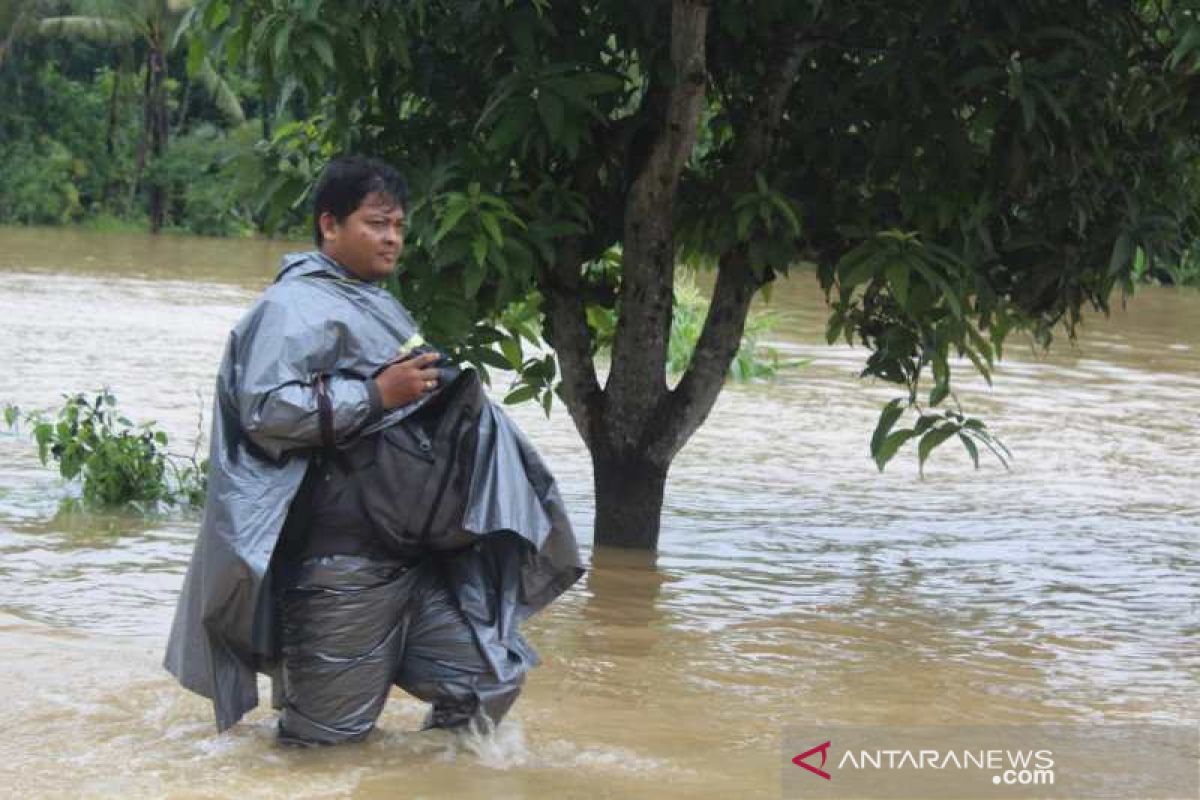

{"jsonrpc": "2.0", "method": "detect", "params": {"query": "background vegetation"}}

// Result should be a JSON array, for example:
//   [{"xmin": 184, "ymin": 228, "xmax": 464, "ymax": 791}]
[{"xmin": 0, "ymin": 0, "xmax": 292, "ymax": 236}]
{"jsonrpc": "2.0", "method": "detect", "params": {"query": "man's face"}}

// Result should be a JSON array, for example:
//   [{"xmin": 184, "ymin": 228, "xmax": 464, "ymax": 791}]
[{"xmin": 318, "ymin": 191, "xmax": 406, "ymax": 281}]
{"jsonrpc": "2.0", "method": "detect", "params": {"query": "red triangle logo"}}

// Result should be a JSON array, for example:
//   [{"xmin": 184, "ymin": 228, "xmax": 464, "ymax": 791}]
[{"xmin": 792, "ymin": 740, "xmax": 832, "ymax": 780}]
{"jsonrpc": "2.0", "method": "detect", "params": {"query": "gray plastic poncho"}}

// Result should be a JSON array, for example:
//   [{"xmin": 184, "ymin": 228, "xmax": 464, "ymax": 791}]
[{"xmin": 163, "ymin": 252, "xmax": 584, "ymax": 732}]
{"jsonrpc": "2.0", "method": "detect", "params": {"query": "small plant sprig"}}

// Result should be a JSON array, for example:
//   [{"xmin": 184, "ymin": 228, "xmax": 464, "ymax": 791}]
[{"xmin": 2, "ymin": 389, "xmax": 207, "ymax": 509}]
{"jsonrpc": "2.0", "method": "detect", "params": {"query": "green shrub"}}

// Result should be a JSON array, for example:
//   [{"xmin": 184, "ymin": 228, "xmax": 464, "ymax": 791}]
[
  {"xmin": 4, "ymin": 390, "xmax": 207, "ymax": 510},
  {"xmin": 0, "ymin": 137, "xmax": 83, "ymax": 224},
  {"xmin": 668, "ymin": 272, "xmax": 807, "ymax": 380},
  {"xmin": 151, "ymin": 122, "xmax": 260, "ymax": 236}
]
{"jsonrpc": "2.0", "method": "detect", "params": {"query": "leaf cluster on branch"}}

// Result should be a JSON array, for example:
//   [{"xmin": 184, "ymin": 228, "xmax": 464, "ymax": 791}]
[{"xmin": 184, "ymin": 0, "xmax": 1199, "ymax": 487}]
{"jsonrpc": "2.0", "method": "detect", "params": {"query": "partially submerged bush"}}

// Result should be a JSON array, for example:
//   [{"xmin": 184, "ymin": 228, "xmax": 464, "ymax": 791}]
[
  {"xmin": 3, "ymin": 390, "xmax": 207, "ymax": 510},
  {"xmin": 666, "ymin": 272, "xmax": 807, "ymax": 381}
]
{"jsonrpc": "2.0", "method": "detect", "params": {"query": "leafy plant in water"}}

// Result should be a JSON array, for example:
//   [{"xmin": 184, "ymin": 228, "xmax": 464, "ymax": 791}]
[
  {"xmin": 3, "ymin": 390, "xmax": 207, "ymax": 509},
  {"xmin": 583, "ymin": 261, "xmax": 804, "ymax": 382},
  {"xmin": 667, "ymin": 272, "xmax": 807, "ymax": 381}
]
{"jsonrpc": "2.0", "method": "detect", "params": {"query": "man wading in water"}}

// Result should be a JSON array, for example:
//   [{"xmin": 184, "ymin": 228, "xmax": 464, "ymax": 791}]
[{"xmin": 164, "ymin": 155, "xmax": 583, "ymax": 745}]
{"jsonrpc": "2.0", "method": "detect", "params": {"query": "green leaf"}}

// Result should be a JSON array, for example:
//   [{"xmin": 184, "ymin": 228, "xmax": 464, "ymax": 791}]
[
  {"xmin": 480, "ymin": 212, "xmax": 504, "ymax": 247},
  {"xmin": 929, "ymin": 354, "xmax": 950, "ymax": 407},
  {"xmin": 465, "ymin": 252, "xmax": 487, "ymax": 297},
  {"xmin": 870, "ymin": 398, "xmax": 907, "ymax": 460},
  {"xmin": 1020, "ymin": 91, "xmax": 1037, "ymax": 132},
  {"xmin": 909, "ymin": 259, "xmax": 964, "ymax": 318},
  {"xmin": 914, "ymin": 414, "xmax": 938, "ymax": 435},
  {"xmin": 886, "ymin": 261, "xmax": 910, "ymax": 306},
  {"xmin": 187, "ymin": 36, "xmax": 205, "ymax": 76},
  {"xmin": 825, "ymin": 316, "xmax": 843, "ymax": 345},
  {"xmin": 875, "ymin": 428, "xmax": 916, "ymax": 471},
  {"xmin": 536, "ymin": 90, "xmax": 565, "ymax": 142},
  {"xmin": 929, "ymin": 379, "xmax": 950, "ymax": 408},
  {"xmin": 958, "ymin": 432, "xmax": 980, "ymax": 469},
  {"xmin": 488, "ymin": 108, "xmax": 528, "ymax": 152},
  {"xmin": 310, "ymin": 33, "xmax": 336, "ymax": 71},
  {"xmin": 917, "ymin": 424, "xmax": 959, "ymax": 475},
  {"xmin": 472, "ymin": 347, "xmax": 511, "ymax": 370},
  {"xmin": 503, "ymin": 384, "xmax": 538, "ymax": 405},
  {"xmin": 500, "ymin": 337, "xmax": 523, "ymax": 369},
  {"xmin": 273, "ymin": 20, "xmax": 293, "ymax": 66},
  {"xmin": 735, "ymin": 207, "xmax": 754, "ymax": 241},
  {"xmin": 838, "ymin": 251, "xmax": 880, "ymax": 289},
  {"xmin": 1108, "ymin": 232, "xmax": 1132, "ymax": 277},
  {"xmin": 767, "ymin": 192, "xmax": 802, "ymax": 236},
  {"xmin": 1168, "ymin": 24, "xmax": 1200, "ymax": 69},
  {"xmin": 433, "ymin": 199, "xmax": 470, "ymax": 245},
  {"xmin": 203, "ymin": 0, "xmax": 232, "ymax": 30},
  {"xmin": 964, "ymin": 346, "xmax": 992, "ymax": 386}
]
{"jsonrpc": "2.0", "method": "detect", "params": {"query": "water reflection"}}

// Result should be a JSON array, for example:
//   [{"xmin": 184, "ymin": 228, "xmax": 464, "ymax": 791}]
[{"xmin": 582, "ymin": 547, "xmax": 669, "ymax": 657}]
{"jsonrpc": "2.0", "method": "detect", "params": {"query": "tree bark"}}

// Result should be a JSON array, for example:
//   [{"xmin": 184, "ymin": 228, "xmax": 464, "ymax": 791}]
[
  {"xmin": 606, "ymin": 0, "xmax": 709, "ymax": 436},
  {"xmin": 105, "ymin": 53, "xmax": 120, "ymax": 157},
  {"xmin": 592, "ymin": 448, "xmax": 670, "ymax": 550},
  {"xmin": 146, "ymin": 34, "xmax": 168, "ymax": 232},
  {"xmin": 131, "ymin": 58, "xmax": 150, "ymax": 212}
]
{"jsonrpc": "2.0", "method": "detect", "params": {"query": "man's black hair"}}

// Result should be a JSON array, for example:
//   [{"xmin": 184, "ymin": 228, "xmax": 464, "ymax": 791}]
[{"xmin": 312, "ymin": 155, "xmax": 408, "ymax": 246}]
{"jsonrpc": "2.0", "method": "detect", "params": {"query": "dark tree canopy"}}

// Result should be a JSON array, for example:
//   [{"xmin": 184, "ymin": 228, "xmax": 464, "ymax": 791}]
[{"xmin": 189, "ymin": 0, "xmax": 1200, "ymax": 549}]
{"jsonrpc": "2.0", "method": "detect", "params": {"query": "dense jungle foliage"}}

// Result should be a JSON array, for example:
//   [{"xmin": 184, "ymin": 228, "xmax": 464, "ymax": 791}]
[{"xmin": 0, "ymin": 0, "xmax": 295, "ymax": 235}]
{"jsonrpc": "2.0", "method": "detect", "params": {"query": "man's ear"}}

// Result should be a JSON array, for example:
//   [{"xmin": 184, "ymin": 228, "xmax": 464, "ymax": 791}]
[{"xmin": 318, "ymin": 212, "xmax": 340, "ymax": 244}]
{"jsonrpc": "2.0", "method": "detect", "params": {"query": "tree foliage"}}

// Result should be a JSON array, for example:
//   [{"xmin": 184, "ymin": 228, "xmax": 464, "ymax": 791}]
[
  {"xmin": 0, "ymin": 1, "xmax": 274, "ymax": 233},
  {"xmin": 188, "ymin": 1, "xmax": 1200, "ymax": 547}
]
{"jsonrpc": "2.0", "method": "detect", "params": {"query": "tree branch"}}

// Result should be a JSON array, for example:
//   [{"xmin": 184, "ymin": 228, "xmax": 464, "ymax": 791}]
[
  {"xmin": 540, "ymin": 238, "xmax": 603, "ymax": 448},
  {"xmin": 654, "ymin": 29, "xmax": 809, "ymax": 458},
  {"xmin": 649, "ymin": 249, "xmax": 758, "ymax": 461},
  {"xmin": 604, "ymin": 0, "xmax": 710, "ymax": 453}
]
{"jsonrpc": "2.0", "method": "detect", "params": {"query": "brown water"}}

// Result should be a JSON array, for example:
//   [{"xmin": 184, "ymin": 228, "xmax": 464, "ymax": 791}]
[{"xmin": 0, "ymin": 226, "xmax": 1196, "ymax": 798}]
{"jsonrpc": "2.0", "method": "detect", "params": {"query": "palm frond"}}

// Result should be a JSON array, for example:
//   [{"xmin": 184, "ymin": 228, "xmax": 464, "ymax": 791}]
[
  {"xmin": 196, "ymin": 56, "xmax": 246, "ymax": 125},
  {"xmin": 37, "ymin": 15, "xmax": 138, "ymax": 44}
]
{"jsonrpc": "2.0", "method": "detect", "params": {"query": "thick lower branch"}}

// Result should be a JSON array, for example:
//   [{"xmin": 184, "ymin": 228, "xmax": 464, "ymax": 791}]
[
  {"xmin": 646, "ymin": 31, "xmax": 805, "ymax": 462},
  {"xmin": 540, "ymin": 245, "xmax": 603, "ymax": 448},
  {"xmin": 652, "ymin": 249, "xmax": 759, "ymax": 461}
]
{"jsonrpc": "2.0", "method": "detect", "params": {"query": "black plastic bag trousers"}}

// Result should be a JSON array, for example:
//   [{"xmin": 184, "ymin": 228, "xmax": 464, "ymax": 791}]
[{"xmin": 275, "ymin": 554, "xmax": 523, "ymax": 746}]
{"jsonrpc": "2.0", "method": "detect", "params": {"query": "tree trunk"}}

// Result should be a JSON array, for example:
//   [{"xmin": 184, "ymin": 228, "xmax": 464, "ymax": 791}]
[
  {"xmin": 131, "ymin": 59, "xmax": 150, "ymax": 211},
  {"xmin": 103, "ymin": 54, "xmax": 122, "ymax": 207},
  {"xmin": 261, "ymin": 88, "xmax": 272, "ymax": 140},
  {"xmin": 541, "ymin": 1, "xmax": 711, "ymax": 551},
  {"xmin": 105, "ymin": 52, "xmax": 122, "ymax": 156},
  {"xmin": 542, "ymin": 2, "xmax": 802, "ymax": 552},
  {"xmin": 542, "ymin": 4, "xmax": 806, "ymax": 556},
  {"xmin": 146, "ymin": 37, "xmax": 168, "ymax": 232},
  {"xmin": 173, "ymin": 76, "xmax": 191, "ymax": 135},
  {"xmin": 592, "ymin": 449, "xmax": 669, "ymax": 550}
]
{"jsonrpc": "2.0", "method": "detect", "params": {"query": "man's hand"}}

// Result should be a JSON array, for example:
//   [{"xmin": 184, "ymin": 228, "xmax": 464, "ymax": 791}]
[{"xmin": 374, "ymin": 351, "xmax": 441, "ymax": 409}]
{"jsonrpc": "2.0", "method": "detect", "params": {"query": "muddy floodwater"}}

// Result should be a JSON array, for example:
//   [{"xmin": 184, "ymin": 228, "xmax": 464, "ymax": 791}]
[{"xmin": 0, "ymin": 226, "xmax": 1196, "ymax": 798}]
